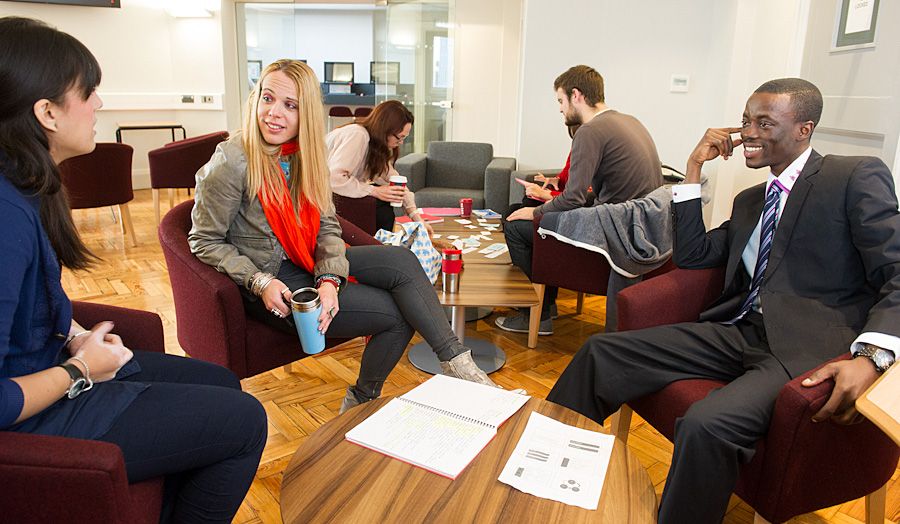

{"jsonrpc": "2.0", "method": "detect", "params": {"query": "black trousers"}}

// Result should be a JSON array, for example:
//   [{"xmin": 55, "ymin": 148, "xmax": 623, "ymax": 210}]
[
  {"xmin": 245, "ymin": 245, "xmax": 465, "ymax": 400},
  {"xmin": 97, "ymin": 351, "xmax": 267, "ymax": 524},
  {"xmin": 375, "ymin": 198, "xmax": 396, "ymax": 232},
  {"xmin": 547, "ymin": 313, "xmax": 790, "ymax": 524},
  {"xmin": 504, "ymin": 216, "xmax": 557, "ymax": 318}
]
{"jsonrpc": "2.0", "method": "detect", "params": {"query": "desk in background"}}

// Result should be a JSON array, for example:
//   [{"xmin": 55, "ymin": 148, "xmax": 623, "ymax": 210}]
[{"xmin": 115, "ymin": 121, "xmax": 186, "ymax": 144}]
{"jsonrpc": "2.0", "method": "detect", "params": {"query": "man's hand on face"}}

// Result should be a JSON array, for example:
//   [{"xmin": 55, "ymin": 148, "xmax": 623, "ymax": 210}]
[
  {"xmin": 802, "ymin": 356, "xmax": 882, "ymax": 425},
  {"xmin": 684, "ymin": 127, "xmax": 743, "ymax": 183}
]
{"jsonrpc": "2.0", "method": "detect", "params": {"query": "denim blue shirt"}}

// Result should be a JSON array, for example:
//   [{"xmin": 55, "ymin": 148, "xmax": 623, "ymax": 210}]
[{"xmin": 0, "ymin": 166, "xmax": 145, "ymax": 438}]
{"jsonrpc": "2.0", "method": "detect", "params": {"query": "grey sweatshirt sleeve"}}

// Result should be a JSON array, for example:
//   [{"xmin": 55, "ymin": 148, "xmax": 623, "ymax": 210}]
[{"xmin": 535, "ymin": 128, "xmax": 602, "ymax": 214}]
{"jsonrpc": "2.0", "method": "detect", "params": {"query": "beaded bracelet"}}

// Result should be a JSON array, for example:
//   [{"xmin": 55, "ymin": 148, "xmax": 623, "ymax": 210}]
[{"xmin": 315, "ymin": 273, "xmax": 343, "ymax": 293}]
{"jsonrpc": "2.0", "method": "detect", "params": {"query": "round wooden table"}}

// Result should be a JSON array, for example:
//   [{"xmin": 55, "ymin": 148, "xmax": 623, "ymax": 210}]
[{"xmin": 280, "ymin": 397, "xmax": 657, "ymax": 523}]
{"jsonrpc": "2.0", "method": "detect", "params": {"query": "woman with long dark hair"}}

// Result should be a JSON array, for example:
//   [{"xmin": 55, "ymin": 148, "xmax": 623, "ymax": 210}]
[
  {"xmin": 327, "ymin": 100, "xmax": 427, "ymax": 232},
  {"xmin": 189, "ymin": 60, "xmax": 499, "ymax": 414},
  {"xmin": 0, "ymin": 17, "xmax": 266, "ymax": 523}
]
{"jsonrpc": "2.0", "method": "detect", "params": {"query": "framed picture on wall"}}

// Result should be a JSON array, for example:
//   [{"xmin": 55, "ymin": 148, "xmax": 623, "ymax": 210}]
[
  {"xmin": 832, "ymin": 0, "xmax": 879, "ymax": 51},
  {"xmin": 248, "ymin": 60, "xmax": 263, "ymax": 87}
]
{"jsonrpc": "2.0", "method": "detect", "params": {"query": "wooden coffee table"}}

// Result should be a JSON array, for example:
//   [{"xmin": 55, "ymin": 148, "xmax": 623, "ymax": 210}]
[
  {"xmin": 405, "ymin": 217, "xmax": 541, "ymax": 373},
  {"xmin": 280, "ymin": 397, "xmax": 658, "ymax": 523}
]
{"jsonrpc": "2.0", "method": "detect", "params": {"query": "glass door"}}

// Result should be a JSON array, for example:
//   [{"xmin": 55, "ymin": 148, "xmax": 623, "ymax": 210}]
[{"xmin": 375, "ymin": 0, "xmax": 453, "ymax": 154}]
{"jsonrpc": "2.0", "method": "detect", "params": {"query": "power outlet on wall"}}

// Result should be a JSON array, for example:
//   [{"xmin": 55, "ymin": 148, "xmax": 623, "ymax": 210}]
[
  {"xmin": 201, "ymin": 95, "xmax": 215, "ymax": 104},
  {"xmin": 181, "ymin": 95, "xmax": 195, "ymax": 103}
]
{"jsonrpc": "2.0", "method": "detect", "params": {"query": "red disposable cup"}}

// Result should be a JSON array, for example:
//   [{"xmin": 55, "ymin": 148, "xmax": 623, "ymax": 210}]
[{"xmin": 459, "ymin": 198, "xmax": 473, "ymax": 218}]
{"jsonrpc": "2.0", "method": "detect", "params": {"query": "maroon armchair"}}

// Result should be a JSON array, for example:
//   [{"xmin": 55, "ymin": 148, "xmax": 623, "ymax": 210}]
[
  {"xmin": 610, "ymin": 267, "xmax": 899, "ymax": 523},
  {"xmin": 529, "ymin": 214, "xmax": 674, "ymax": 345},
  {"xmin": 0, "ymin": 302, "xmax": 166, "ymax": 523},
  {"xmin": 59, "ymin": 142, "xmax": 137, "ymax": 247},
  {"xmin": 158, "ymin": 199, "xmax": 380, "ymax": 379},
  {"xmin": 333, "ymin": 193, "xmax": 378, "ymax": 236},
  {"xmin": 148, "ymin": 131, "xmax": 229, "ymax": 225}
]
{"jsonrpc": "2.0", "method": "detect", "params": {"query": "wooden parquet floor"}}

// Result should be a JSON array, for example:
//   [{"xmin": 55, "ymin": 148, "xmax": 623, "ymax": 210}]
[{"xmin": 62, "ymin": 189, "xmax": 899, "ymax": 524}]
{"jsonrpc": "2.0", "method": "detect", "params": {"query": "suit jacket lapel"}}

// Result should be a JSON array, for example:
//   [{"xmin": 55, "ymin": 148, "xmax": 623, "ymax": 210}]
[
  {"xmin": 767, "ymin": 151, "xmax": 823, "ymax": 274},
  {"xmin": 725, "ymin": 185, "xmax": 765, "ymax": 288}
]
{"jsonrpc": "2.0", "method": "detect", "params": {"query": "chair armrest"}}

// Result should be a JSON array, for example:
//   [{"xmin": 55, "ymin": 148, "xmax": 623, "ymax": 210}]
[
  {"xmin": 395, "ymin": 153, "xmax": 427, "ymax": 191},
  {"xmin": 616, "ymin": 266, "xmax": 725, "ymax": 331},
  {"xmin": 739, "ymin": 354, "xmax": 900, "ymax": 518},
  {"xmin": 338, "ymin": 216, "xmax": 381, "ymax": 246},
  {"xmin": 72, "ymin": 302, "xmax": 165, "ymax": 354},
  {"xmin": 484, "ymin": 157, "xmax": 516, "ymax": 212},
  {"xmin": 0, "ymin": 431, "xmax": 137, "ymax": 521}
]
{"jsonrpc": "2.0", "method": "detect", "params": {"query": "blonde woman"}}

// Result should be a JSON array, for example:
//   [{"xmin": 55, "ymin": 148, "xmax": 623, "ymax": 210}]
[{"xmin": 190, "ymin": 60, "xmax": 496, "ymax": 412}]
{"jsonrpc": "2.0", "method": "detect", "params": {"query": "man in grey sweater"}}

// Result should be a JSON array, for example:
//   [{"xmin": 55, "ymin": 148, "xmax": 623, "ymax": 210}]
[{"xmin": 499, "ymin": 65, "xmax": 663, "ymax": 335}]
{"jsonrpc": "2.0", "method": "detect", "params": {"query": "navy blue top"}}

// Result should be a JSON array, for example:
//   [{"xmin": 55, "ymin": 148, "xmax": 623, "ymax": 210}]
[{"xmin": 0, "ymin": 164, "xmax": 146, "ymax": 439}]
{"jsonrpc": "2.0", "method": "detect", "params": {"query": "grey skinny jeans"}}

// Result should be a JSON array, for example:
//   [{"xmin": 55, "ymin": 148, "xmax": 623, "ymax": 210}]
[{"xmin": 245, "ymin": 245, "xmax": 464, "ymax": 400}]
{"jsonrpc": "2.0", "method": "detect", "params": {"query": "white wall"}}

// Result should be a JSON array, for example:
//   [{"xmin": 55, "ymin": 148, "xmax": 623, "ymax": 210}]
[
  {"xmin": 516, "ymin": 0, "xmax": 815, "ymax": 226},
  {"xmin": 801, "ymin": 0, "xmax": 900, "ymax": 190},
  {"xmin": 0, "ymin": 0, "xmax": 229, "ymax": 188},
  {"xmin": 450, "ymin": 0, "xmax": 522, "ymax": 157}
]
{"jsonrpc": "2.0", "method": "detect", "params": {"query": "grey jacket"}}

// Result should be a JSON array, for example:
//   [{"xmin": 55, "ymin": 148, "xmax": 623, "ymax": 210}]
[
  {"xmin": 537, "ymin": 185, "xmax": 674, "ymax": 278},
  {"xmin": 189, "ymin": 133, "xmax": 349, "ymax": 290}
]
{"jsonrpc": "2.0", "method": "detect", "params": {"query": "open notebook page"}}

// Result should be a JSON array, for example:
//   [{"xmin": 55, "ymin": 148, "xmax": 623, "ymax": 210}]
[{"xmin": 401, "ymin": 374, "xmax": 530, "ymax": 428}]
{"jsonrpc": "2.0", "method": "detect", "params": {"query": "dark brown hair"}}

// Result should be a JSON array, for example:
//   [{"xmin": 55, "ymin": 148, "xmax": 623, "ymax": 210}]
[
  {"xmin": 358, "ymin": 100, "xmax": 414, "ymax": 181},
  {"xmin": 0, "ymin": 17, "xmax": 98, "ymax": 269},
  {"xmin": 554, "ymin": 65, "xmax": 605, "ymax": 106}
]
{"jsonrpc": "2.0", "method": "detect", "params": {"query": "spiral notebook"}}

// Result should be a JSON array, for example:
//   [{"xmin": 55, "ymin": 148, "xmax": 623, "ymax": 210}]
[{"xmin": 344, "ymin": 375, "xmax": 530, "ymax": 479}]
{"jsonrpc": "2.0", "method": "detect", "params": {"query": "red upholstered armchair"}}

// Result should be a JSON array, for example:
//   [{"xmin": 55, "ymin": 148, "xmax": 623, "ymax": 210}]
[
  {"xmin": 0, "ymin": 302, "xmax": 167, "ymax": 523},
  {"xmin": 611, "ymin": 267, "xmax": 899, "ymax": 523},
  {"xmin": 148, "ymin": 131, "xmax": 229, "ymax": 225},
  {"xmin": 158, "ymin": 200, "xmax": 380, "ymax": 379},
  {"xmin": 333, "ymin": 193, "xmax": 378, "ymax": 236},
  {"xmin": 529, "ymin": 214, "xmax": 674, "ymax": 346},
  {"xmin": 59, "ymin": 142, "xmax": 137, "ymax": 247}
]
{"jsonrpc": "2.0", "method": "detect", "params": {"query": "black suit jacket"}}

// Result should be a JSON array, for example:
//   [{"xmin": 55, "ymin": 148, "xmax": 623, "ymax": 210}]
[{"xmin": 673, "ymin": 151, "xmax": 900, "ymax": 377}]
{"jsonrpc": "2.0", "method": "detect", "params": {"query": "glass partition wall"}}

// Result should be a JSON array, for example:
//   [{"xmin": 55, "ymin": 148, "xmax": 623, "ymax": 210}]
[{"xmin": 236, "ymin": 1, "xmax": 453, "ymax": 154}]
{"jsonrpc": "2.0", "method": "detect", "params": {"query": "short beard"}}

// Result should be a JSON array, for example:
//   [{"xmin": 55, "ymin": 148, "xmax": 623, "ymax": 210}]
[{"xmin": 564, "ymin": 112, "xmax": 582, "ymax": 126}]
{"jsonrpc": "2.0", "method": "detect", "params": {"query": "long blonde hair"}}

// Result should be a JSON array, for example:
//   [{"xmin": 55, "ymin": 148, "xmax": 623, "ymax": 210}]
[{"xmin": 242, "ymin": 59, "xmax": 333, "ymax": 214}]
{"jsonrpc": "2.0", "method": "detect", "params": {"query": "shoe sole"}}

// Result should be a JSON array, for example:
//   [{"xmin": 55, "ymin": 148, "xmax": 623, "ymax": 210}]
[{"xmin": 495, "ymin": 318, "xmax": 553, "ymax": 336}]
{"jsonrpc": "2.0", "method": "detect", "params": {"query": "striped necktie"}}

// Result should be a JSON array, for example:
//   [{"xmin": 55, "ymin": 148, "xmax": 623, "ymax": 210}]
[{"xmin": 728, "ymin": 181, "xmax": 783, "ymax": 323}]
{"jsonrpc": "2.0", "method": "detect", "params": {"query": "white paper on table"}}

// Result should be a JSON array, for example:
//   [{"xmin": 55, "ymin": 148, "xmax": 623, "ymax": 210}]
[
  {"xmin": 465, "ymin": 225, "xmax": 479, "ymax": 229},
  {"xmin": 484, "ymin": 245, "xmax": 509, "ymax": 258},
  {"xmin": 447, "ymin": 235, "xmax": 459, "ymax": 240},
  {"xmin": 478, "ymin": 243, "xmax": 507, "ymax": 255},
  {"xmin": 498, "ymin": 412, "xmax": 614, "ymax": 510},
  {"xmin": 455, "ymin": 219, "xmax": 472, "ymax": 224},
  {"xmin": 432, "ymin": 234, "xmax": 442, "ymax": 239},
  {"xmin": 461, "ymin": 247, "xmax": 478, "ymax": 254}
]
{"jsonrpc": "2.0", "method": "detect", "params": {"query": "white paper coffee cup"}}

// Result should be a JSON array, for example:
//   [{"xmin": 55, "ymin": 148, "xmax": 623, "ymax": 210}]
[{"xmin": 388, "ymin": 175, "xmax": 407, "ymax": 208}]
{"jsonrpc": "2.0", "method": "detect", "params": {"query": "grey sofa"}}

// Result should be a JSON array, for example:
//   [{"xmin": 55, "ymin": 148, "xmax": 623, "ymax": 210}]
[{"xmin": 395, "ymin": 142, "xmax": 516, "ymax": 213}]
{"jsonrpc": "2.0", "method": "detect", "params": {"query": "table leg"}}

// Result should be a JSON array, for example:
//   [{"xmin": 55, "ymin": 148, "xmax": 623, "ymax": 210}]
[{"xmin": 407, "ymin": 305, "xmax": 506, "ymax": 375}]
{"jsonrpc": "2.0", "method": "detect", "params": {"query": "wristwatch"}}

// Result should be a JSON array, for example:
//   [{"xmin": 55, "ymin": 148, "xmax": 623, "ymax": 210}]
[
  {"xmin": 854, "ymin": 344, "xmax": 896, "ymax": 373},
  {"xmin": 58, "ymin": 362, "xmax": 93, "ymax": 399}
]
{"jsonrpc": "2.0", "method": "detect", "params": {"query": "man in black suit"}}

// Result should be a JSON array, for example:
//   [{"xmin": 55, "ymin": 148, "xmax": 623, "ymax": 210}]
[{"xmin": 547, "ymin": 78, "xmax": 899, "ymax": 523}]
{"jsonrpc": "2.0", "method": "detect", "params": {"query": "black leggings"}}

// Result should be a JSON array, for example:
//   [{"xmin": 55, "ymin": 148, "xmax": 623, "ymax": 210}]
[
  {"xmin": 97, "ymin": 351, "xmax": 266, "ymax": 524},
  {"xmin": 245, "ymin": 245, "xmax": 465, "ymax": 399}
]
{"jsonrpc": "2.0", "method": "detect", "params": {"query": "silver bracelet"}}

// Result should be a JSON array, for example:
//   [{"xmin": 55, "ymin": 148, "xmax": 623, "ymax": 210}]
[
  {"xmin": 68, "ymin": 355, "xmax": 93, "ymax": 385},
  {"xmin": 65, "ymin": 330, "xmax": 90, "ymax": 348},
  {"xmin": 249, "ymin": 272, "xmax": 276, "ymax": 297}
]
